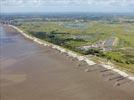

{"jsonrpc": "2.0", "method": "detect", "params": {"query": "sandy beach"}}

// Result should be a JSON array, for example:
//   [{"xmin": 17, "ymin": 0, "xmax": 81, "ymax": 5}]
[{"xmin": 1, "ymin": 25, "xmax": 134, "ymax": 100}]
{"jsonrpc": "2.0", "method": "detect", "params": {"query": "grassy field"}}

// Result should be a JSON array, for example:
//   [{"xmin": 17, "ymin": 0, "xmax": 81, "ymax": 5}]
[{"xmin": 17, "ymin": 20, "xmax": 134, "ymax": 73}]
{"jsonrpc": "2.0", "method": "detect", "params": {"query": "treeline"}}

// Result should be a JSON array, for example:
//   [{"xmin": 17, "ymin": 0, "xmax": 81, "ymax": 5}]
[
  {"xmin": 28, "ymin": 31, "xmax": 85, "ymax": 48},
  {"xmin": 27, "ymin": 31, "xmax": 134, "ymax": 65},
  {"xmin": 80, "ymin": 48, "xmax": 134, "ymax": 65}
]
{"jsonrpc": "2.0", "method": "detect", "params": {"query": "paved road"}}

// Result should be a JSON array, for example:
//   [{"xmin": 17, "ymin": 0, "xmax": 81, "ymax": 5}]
[{"xmin": 1, "ymin": 26, "xmax": 134, "ymax": 100}]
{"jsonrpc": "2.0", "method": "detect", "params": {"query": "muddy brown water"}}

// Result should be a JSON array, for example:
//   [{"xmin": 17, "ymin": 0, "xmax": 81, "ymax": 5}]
[{"xmin": 0, "ymin": 26, "xmax": 134, "ymax": 100}]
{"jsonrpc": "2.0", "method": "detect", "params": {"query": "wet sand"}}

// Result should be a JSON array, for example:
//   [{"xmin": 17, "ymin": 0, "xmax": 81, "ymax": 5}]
[{"xmin": 0, "ymin": 26, "xmax": 134, "ymax": 100}]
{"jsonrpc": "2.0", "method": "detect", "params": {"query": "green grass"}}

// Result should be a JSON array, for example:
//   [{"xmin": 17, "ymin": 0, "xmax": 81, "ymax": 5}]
[{"xmin": 17, "ymin": 20, "xmax": 134, "ymax": 73}]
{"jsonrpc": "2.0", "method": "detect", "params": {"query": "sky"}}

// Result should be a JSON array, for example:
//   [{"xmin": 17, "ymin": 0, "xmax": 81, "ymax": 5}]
[{"xmin": 1, "ymin": 0, "xmax": 134, "ymax": 13}]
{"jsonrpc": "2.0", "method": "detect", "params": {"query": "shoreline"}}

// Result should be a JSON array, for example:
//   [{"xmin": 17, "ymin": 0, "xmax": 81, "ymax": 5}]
[{"xmin": 8, "ymin": 24, "xmax": 134, "ymax": 81}]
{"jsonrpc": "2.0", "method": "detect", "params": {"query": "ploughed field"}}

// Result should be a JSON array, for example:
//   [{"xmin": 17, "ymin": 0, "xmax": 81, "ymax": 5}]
[{"xmin": 17, "ymin": 20, "xmax": 134, "ymax": 72}]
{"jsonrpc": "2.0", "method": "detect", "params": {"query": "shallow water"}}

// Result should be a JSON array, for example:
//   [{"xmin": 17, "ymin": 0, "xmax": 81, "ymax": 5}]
[{"xmin": 1, "ymin": 26, "xmax": 134, "ymax": 100}]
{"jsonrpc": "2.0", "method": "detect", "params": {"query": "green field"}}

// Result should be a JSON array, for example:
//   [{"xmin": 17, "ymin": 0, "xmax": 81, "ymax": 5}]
[{"xmin": 17, "ymin": 20, "xmax": 134, "ymax": 73}]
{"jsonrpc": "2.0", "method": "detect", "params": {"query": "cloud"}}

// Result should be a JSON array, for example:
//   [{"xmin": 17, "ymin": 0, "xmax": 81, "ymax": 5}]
[
  {"xmin": 1, "ymin": 0, "xmax": 133, "ymax": 6},
  {"xmin": 1, "ymin": 0, "xmax": 134, "ymax": 13}
]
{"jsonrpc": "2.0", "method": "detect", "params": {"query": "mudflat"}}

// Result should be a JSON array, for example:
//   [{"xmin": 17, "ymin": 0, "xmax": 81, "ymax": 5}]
[{"xmin": 0, "ymin": 26, "xmax": 134, "ymax": 100}]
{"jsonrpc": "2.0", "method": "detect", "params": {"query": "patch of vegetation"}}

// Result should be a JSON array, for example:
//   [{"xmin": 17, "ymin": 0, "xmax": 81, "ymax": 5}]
[
  {"xmin": 104, "ymin": 51, "xmax": 134, "ymax": 64},
  {"xmin": 17, "ymin": 20, "xmax": 134, "ymax": 72}
]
